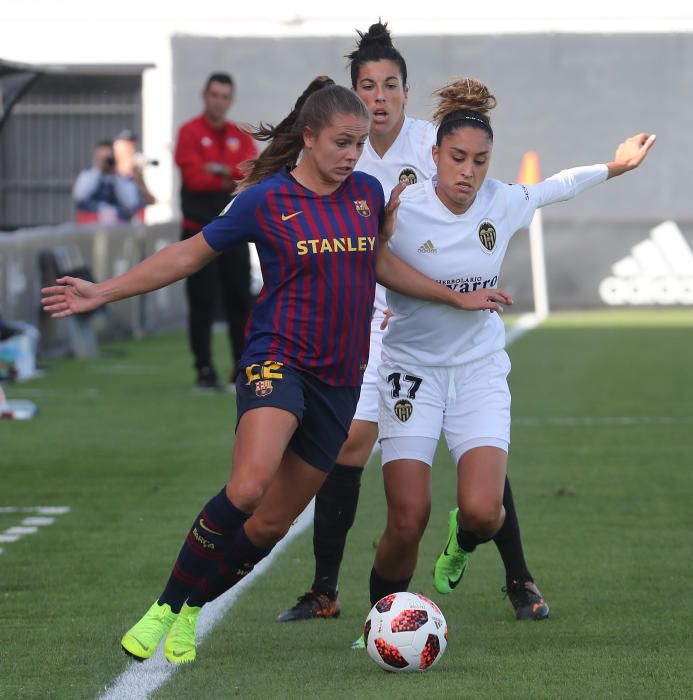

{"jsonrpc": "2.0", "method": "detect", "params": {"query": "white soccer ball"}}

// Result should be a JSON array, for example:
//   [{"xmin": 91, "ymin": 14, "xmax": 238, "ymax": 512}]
[{"xmin": 364, "ymin": 592, "xmax": 448, "ymax": 672}]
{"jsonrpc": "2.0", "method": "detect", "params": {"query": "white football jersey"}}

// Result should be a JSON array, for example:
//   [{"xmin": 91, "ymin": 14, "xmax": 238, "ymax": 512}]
[
  {"xmin": 384, "ymin": 164, "xmax": 609, "ymax": 367},
  {"xmin": 356, "ymin": 116, "xmax": 438, "ymax": 315}
]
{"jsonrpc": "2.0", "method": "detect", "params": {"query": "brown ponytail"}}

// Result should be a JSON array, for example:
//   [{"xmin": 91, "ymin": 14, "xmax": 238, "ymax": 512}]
[
  {"xmin": 240, "ymin": 76, "xmax": 335, "ymax": 189},
  {"xmin": 240, "ymin": 77, "xmax": 370, "ymax": 190}
]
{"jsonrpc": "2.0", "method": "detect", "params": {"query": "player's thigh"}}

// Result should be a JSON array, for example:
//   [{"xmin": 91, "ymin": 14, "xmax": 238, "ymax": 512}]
[
  {"xmin": 456, "ymin": 446, "xmax": 507, "ymax": 517},
  {"xmin": 336, "ymin": 418, "xmax": 379, "ymax": 467},
  {"xmin": 382, "ymin": 458, "xmax": 432, "ymax": 540},
  {"xmin": 228, "ymin": 406, "xmax": 298, "ymax": 505},
  {"xmin": 228, "ymin": 362, "xmax": 306, "ymax": 505}
]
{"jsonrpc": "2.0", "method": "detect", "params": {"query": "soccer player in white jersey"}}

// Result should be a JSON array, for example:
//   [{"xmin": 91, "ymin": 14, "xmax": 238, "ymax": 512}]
[
  {"xmin": 277, "ymin": 21, "xmax": 549, "ymax": 628},
  {"xmin": 367, "ymin": 77, "xmax": 655, "ymax": 616}
]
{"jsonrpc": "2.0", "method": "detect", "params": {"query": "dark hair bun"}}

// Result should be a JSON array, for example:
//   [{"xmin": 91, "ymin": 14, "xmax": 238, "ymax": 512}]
[{"xmin": 358, "ymin": 21, "xmax": 393, "ymax": 49}]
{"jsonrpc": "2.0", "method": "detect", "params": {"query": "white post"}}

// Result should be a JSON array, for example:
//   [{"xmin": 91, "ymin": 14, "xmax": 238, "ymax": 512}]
[{"xmin": 528, "ymin": 208, "xmax": 549, "ymax": 320}]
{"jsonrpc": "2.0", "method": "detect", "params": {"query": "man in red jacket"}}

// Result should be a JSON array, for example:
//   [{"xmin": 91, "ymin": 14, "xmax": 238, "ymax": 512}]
[{"xmin": 175, "ymin": 73, "xmax": 258, "ymax": 390}]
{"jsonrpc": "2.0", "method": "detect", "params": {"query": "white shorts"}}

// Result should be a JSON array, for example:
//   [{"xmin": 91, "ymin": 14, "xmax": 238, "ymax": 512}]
[
  {"xmin": 377, "ymin": 350, "xmax": 512, "ymax": 466},
  {"xmin": 352, "ymin": 320, "xmax": 385, "ymax": 423}
]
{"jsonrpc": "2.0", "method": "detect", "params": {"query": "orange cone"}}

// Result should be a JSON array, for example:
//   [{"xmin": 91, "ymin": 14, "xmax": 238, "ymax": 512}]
[{"xmin": 517, "ymin": 151, "xmax": 541, "ymax": 185}]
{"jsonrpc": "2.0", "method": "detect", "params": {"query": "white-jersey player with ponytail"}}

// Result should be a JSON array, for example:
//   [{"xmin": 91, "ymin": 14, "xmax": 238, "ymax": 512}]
[{"xmin": 369, "ymin": 76, "xmax": 656, "ymax": 613}]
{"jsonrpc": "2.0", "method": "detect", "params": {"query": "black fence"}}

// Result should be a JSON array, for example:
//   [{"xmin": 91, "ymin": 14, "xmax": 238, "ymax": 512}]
[{"xmin": 0, "ymin": 64, "xmax": 145, "ymax": 231}]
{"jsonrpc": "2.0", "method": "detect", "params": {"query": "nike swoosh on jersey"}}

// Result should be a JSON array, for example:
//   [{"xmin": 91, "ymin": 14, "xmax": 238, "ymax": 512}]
[
  {"xmin": 281, "ymin": 211, "xmax": 303, "ymax": 222},
  {"xmin": 199, "ymin": 519, "xmax": 222, "ymax": 536}
]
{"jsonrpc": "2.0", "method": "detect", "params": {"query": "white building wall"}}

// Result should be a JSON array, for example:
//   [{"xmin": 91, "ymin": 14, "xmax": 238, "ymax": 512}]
[{"xmin": 1, "ymin": 2, "xmax": 690, "ymax": 222}]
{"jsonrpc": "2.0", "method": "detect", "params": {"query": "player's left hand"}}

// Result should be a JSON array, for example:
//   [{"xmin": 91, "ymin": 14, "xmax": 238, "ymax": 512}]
[
  {"xmin": 380, "ymin": 181, "xmax": 408, "ymax": 242},
  {"xmin": 456, "ymin": 288, "xmax": 513, "ymax": 313},
  {"xmin": 607, "ymin": 133, "xmax": 656, "ymax": 177},
  {"xmin": 380, "ymin": 308, "xmax": 394, "ymax": 330}
]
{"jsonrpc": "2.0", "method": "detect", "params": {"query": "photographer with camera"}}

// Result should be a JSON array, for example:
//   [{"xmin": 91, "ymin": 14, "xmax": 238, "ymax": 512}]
[
  {"xmin": 72, "ymin": 139, "xmax": 142, "ymax": 225},
  {"xmin": 113, "ymin": 129, "xmax": 157, "ymax": 222}
]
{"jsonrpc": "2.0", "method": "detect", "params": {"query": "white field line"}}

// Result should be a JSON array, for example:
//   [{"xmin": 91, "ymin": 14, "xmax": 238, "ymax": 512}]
[
  {"xmin": 5, "ymin": 387, "xmax": 100, "ymax": 399},
  {"xmin": 515, "ymin": 416, "xmax": 693, "ymax": 427},
  {"xmin": 0, "ymin": 506, "xmax": 70, "ymax": 514},
  {"xmin": 99, "ymin": 501, "xmax": 315, "ymax": 700},
  {"xmin": 0, "ymin": 507, "xmax": 70, "ymax": 554},
  {"xmin": 100, "ymin": 313, "xmax": 546, "ymax": 698},
  {"xmin": 505, "ymin": 312, "xmax": 545, "ymax": 346}
]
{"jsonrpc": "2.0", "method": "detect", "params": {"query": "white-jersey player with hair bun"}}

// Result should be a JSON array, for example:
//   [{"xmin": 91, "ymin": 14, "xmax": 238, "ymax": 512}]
[
  {"xmin": 278, "ymin": 20, "xmax": 553, "ymax": 633},
  {"xmin": 369, "ymin": 76, "xmax": 656, "ymax": 616}
]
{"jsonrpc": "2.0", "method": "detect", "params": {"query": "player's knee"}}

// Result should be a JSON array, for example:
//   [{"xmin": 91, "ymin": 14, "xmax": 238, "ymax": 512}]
[
  {"xmin": 226, "ymin": 478, "xmax": 267, "ymax": 513},
  {"xmin": 460, "ymin": 501, "xmax": 503, "ymax": 537},
  {"xmin": 247, "ymin": 514, "xmax": 290, "ymax": 546},
  {"xmin": 386, "ymin": 504, "xmax": 429, "ymax": 543},
  {"xmin": 336, "ymin": 442, "xmax": 370, "ymax": 467}
]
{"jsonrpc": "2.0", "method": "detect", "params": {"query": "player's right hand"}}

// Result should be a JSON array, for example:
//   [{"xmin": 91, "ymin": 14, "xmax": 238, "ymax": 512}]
[
  {"xmin": 457, "ymin": 288, "xmax": 513, "ymax": 313},
  {"xmin": 41, "ymin": 276, "xmax": 105, "ymax": 318},
  {"xmin": 380, "ymin": 181, "xmax": 408, "ymax": 242}
]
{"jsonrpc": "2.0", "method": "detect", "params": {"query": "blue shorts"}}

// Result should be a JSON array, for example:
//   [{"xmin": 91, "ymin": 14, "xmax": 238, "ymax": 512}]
[{"xmin": 235, "ymin": 362, "xmax": 360, "ymax": 472}]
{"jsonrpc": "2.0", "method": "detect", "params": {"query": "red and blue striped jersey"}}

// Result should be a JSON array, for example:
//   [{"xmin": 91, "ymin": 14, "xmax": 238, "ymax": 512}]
[{"xmin": 203, "ymin": 169, "xmax": 384, "ymax": 386}]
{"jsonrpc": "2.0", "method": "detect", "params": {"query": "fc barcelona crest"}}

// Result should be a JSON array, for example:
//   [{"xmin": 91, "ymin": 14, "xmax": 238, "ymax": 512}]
[
  {"xmin": 255, "ymin": 380, "xmax": 273, "ymax": 397},
  {"xmin": 478, "ymin": 220, "xmax": 497, "ymax": 253},
  {"xmin": 394, "ymin": 399, "xmax": 413, "ymax": 422},
  {"xmin": 354, "ymin": 200, "xmax": 371, "ymax": 218}
]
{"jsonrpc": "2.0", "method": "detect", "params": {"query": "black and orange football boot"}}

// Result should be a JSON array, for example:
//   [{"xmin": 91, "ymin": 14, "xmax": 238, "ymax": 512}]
[{"xmin": 276, "ymin": 590, "xmax": 341, "ymax": 622}]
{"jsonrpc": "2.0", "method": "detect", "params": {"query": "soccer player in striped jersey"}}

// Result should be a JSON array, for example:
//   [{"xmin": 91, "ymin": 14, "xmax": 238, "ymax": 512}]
[
  {"xmin": 42, "ymin": 77, "xmax": 506, "ymax": 664},
  {"xmin": 367, "ymin": 77, "xmax": 655, "ymax": 618},
  {"xmin": 278, "ymin": 20, "xmax": 551, "ymax": 628}
]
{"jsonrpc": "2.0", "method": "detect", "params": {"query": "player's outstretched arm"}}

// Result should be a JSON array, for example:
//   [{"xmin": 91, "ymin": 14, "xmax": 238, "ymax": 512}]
[
  {"xmin": 42, "ymin": 232, "xmax": 218, "ymax": 318},
  {"xmin": 376, "ymin": 244, "xmax": 512, "ymax": 313},
  {"xmin": 605, "ymin": 133, "xmax": 656, "ymax": 179}
]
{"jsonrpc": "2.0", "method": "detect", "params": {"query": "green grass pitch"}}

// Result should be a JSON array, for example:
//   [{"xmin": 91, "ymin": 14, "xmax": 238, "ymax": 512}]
[{"xmin": 1, "ymin": 309, "xmax": 692, "ymax": 699}]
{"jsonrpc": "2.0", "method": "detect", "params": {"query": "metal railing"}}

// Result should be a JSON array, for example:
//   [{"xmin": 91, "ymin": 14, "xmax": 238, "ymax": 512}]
[{"xmin": 0, "ymin": 220, "xmax": 185, "ymax": 356}]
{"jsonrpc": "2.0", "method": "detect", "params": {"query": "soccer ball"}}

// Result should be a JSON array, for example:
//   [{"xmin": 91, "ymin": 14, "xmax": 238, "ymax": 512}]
[{"xmin": 364, "ymin": 592, "xmax": 448, "ymax": 672}]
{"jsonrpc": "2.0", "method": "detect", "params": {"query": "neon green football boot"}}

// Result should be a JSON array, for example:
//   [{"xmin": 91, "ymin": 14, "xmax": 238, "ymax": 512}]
[
  {"xmin": 164, "ymin": 602, "xmax": 201, "ymax": 664},
  {"xmin": 433, "ymin": 508, "xmax": 472, "ymax": 594},
  {"xmin": 351, "ymin": 633, "xmax": 365, "ymax": 650},
  {"xmin": 121, "ymin": 601, "xmax": 177, "ymax": 661}
]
